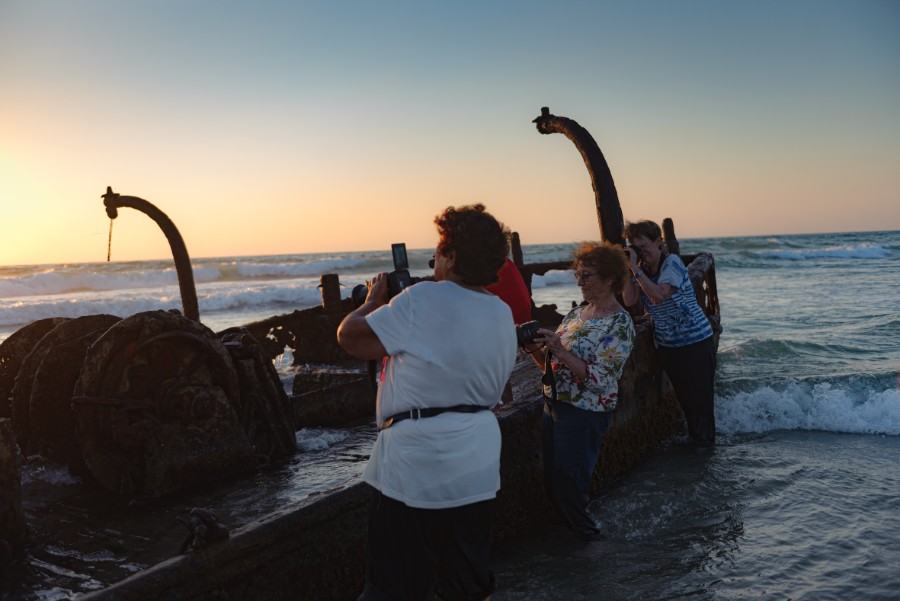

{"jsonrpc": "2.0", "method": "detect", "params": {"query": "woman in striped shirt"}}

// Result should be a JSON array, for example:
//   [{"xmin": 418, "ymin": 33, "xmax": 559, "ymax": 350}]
[{"xmin": 623, "ymin": 220, "xmax": 717, "ymax": 445}]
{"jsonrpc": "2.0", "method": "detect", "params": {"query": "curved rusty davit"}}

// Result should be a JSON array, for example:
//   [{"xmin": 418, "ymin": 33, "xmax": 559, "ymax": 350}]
[
  {"xmin": 533, "ymin": 107, "xmax": 625, "ymax": 246},
  {"xmin": 102, "ymin": 186, "xmax": 200, "ymax": 322}
]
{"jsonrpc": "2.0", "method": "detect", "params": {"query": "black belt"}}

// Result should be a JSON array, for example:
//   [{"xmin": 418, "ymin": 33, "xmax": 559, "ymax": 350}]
[{"xmin": 378, "ymin": 404, "xmax": 489, "ymax": 430}]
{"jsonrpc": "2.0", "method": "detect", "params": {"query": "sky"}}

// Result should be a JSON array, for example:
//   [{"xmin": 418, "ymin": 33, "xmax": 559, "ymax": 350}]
[{"xmin": 1, "ymin": 0, "xmax": 899, "ymax": 266}]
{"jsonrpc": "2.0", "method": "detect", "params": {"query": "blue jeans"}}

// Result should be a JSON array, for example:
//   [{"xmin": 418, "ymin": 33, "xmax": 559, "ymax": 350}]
[{"xmin": 542, "ymin": 400, "xmax": 613, "ymax": 538}]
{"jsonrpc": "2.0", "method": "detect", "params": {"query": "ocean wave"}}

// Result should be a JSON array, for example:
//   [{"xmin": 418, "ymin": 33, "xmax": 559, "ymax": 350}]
[
  {"xmin": 716, "ymin": 375, "xmax": 900, "ymax": 436},
  {"xmin": 717, "ymin": 333, "xmax": 898, "ymax": 371},
  {"xmin": 202, "ymin": 284, "xmax": 326, "ymax": 314},
  {"xmin": 0, "ymin": 296, "xmax": 176, "ymax": 329},
  {"xmin": 531, "ymin": 269, "xmax": 575, "ymax": 288},
  {"xmin": 718, "ymin": 337, "xmax": 872, "ymax": 362},
  {"xmin": 0, "ymin": 257, "xmax": 372, "ymax": 298},
  {"xmin": 0, "ymin": 281, "xmax": 331, "ymax": 331},
  {"xmin": 711, "ymin": 236, "xmax": 784, "ymax": 250},
  {"xmin": 218, "ymin": 257, "xmax": 364, "ymax": 280},
  {"xmin": 705, "ymin": 241, "xmax": 895, "ymax": 270},
  {"xmin": 521, "ymin": 246, "xmax": 577, "ymax": 264},
  {"xmin": 0, "ymin": 268, "xmax": 183, "ymax": 298},
  {"xmin": 755, "ymin": 243, "xmax": 890, "ymax": 261}
]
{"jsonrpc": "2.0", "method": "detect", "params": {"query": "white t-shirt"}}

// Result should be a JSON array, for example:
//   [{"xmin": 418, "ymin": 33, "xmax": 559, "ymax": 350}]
[{"xmin": 363, "ymin": 280, "xmax": 517, "ymax": 509}]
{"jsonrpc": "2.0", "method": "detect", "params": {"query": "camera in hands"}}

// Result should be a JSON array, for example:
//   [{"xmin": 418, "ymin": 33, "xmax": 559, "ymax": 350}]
[
  {"xmin": 625, "ymin": 243, "xmax": 642, "ymax": 262},
  {"xmin": 515, "ymin": 320, "xmax": 542, "ymax": 347},
  {"xmin": 351, "ymin": 243, "xmax": 423, "ymax": 307}
]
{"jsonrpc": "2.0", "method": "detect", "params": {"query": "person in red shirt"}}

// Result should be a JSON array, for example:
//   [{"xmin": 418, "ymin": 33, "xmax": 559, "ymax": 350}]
[
  {"xmin": 485, "ymin": 257, "xmax": 532, "ymax": 407},
  {"xmin": 485, "ymin": 258, "xmax": 532, "ymax": 325}
]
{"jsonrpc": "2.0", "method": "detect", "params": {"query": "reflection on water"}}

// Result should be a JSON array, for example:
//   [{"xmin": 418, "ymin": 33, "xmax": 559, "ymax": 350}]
[
  {"xmin": 6, "ymin": 425, "xmax": 376, "ymax": 601},
  {"xmin": 8, "ymin": 426, "xmax": 900, "ymax": 600},
  {"xmin": 491, "ymin": 431, "xmax": 900, "ymax": 601}
]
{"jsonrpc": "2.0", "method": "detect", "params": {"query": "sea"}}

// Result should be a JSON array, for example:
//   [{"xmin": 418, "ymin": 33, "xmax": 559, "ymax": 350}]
[{"xmin": 1, "ymin": 230, "xmax": 899, "ymax": 600}]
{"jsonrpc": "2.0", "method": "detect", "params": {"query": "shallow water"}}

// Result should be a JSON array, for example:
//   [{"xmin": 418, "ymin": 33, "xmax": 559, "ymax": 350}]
[
  {"xmin": 4, "ymin": 425, "xmax": 376, "ymax": 600},
  {"xmin": 492, "ymin": 431, "xmax": 900, "ymax": 601}
]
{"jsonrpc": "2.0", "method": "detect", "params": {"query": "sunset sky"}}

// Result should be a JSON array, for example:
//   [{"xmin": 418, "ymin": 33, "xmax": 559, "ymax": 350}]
[{"xmin": 2, "ymin": 0, "xmax": 899, "ymax": 266}]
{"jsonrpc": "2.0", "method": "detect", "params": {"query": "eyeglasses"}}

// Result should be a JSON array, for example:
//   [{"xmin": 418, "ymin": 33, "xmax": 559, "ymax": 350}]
[
  {"xmin": 428, "ymin": 254, "xmax": 435, "ymax": 268},
  {"xmin": 574, "ymin": 271, "xmax": 597, "ymax": 282}
]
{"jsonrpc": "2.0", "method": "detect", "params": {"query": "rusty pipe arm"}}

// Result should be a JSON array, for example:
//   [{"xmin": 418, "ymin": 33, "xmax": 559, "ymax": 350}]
[
  {"xmin": 102, "ymin": 186, "xmax": 200, "ymax": 322},
  {"xmin": 533, "ymin": 107, "xmax": 625, "ymax": 246}
]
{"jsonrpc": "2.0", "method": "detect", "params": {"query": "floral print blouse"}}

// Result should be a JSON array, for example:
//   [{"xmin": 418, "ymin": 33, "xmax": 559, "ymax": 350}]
[{"xmin": 542, "ymin": 307, "xmax": 635, "ymax": 412}]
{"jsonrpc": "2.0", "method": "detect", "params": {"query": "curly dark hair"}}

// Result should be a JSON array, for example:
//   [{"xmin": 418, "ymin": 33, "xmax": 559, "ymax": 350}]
[
  {"xmin": 434, "ymin": 204, "xmax": 510, "ymax": 286},
  {"xmin": 572, "ymin": 241, "xmax": 630, "ymax": 293}
]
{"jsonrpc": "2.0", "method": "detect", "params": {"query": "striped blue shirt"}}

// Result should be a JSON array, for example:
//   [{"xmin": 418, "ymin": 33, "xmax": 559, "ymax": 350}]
[{"xmin": 641, "ymin": 254, "xmax": 713, "ymax": 347}]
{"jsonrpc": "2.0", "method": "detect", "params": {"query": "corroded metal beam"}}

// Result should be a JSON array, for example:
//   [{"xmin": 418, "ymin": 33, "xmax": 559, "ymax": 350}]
[
  {"xmin": 0, "ymin": 418, "xmax": 27, "ymax": 563},
  {"xmin": 102, "ymin": 187, "xmax": 200, "ymax": 322},
  {"xmin": 533, "ymin": 107, "xmax": 625, "ymax": 246},
  {"xmin": 662, "ymin": 217, "xmax": 681, "ymax": 255}
]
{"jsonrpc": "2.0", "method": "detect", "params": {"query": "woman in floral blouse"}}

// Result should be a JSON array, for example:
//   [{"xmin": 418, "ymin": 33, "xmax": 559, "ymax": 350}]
[{"xmin": 522, "ymin": 242, "xmax": 635, "ymax": 541}]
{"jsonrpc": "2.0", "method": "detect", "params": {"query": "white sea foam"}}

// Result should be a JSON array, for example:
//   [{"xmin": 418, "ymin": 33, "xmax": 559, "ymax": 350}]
[
  {"xmin": 757, "ymin": 243, "xmax": 890, "ymax": 261},
  {"xmin": 29, "ymin": 558, "xmax": 92, "ymax": 580},
  {"xmin": 531, "ymin": 269, "xmax": 574, "ymax": 288},
  {"xmin": 295, "ymin": 428, "xmax": 350, "ymax": 452},
  {"xmin": 44, "ymin": 546, "xmax": 119, "ymax": 563},
  {"xmin": 0, "ymin": 280, "xmax": 328, "ymax": 331},
  {"xmin": 228, "ymin": 258, "xmax": 363, "ymax": 279},
  {"xmin": 21, "ymin": 462, "xmax": 81, "ymax": 486},
  {"xmin": 0, "ymin": 257, "xmax": 366, "ymax": 298},
  {"xmin": 195, "ymin": 280, "xmax": 325, "ymax": 312},
  {"xmin": 0, "ymin": 268, "xmax": 181, "ymax": 298},
  {"xmin": 716, "ymin": 380, "xmax": 900, "ymax": 436}
]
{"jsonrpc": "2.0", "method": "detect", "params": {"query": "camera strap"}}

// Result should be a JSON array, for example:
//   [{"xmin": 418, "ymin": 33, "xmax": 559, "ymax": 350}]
[{"xmin": 542, "ymin": 350, "xmax": 558, "ymax": 402}]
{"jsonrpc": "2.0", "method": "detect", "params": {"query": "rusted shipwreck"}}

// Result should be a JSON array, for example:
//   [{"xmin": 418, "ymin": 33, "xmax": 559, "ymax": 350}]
[{"xmin": 0, "ymin": 108, "xmax": 721, "ymax": 600}]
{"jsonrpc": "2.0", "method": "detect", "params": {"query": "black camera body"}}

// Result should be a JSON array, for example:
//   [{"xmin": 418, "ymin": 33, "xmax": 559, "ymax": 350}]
[
  {"xmin": 515, "ymin": 320, "xmax": 542, "ymax": 347},
  {"xmin": 351, "ymin": 243, "xmax": 422, "ymax": 307},
  {"xmin": 625, "ymin": 243, "xmax": 643, "ymax": 262},
  {"xmin": 386, "ymin": 243, "xmax": 414, "ymax": 297}
]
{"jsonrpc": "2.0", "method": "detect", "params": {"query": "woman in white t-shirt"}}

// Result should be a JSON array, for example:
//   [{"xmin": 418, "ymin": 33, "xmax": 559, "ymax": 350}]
[{"xmin": 338, "ymin": 204, "xmax": 517, "ymax": 601}]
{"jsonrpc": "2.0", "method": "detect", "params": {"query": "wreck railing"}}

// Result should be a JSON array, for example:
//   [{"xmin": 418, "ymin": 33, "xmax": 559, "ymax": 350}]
[{"xmin": 683, "ymin": 252, "xmax": 722, "ymax": 334}]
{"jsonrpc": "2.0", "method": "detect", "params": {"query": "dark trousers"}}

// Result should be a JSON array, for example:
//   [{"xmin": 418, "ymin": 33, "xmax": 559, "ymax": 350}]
[
  {"xmin": 658, "ymin": 335, "xmax": 717, "ymax": 444},
  {"xmin": 542, "ymin": 400, "xmax": 613, "ymax": 538},
  {"xmin": 358, "ymin": 490, "xmax": 494, "ymax": 601}
]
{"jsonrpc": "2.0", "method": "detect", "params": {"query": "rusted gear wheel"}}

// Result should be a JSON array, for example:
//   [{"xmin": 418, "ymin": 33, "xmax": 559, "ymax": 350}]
[
  {"xmin": 218, "ymin": 327, "xmax": 297, "ymax": 461},
  {"xmin": 13, "ymin": 315, "xmax": 121, "ymax": 464},
  {"xmin": 0, "ymin": 318, "xmax": 69, "ymax": 421},
  {"xmin": 73, "ymin": 310, "xmax": 257, "ymax": 499}
]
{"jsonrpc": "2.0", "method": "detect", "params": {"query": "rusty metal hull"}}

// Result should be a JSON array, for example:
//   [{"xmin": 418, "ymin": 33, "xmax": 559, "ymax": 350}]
[{"xmin": 74, "ymin": 317, "xmax": 689, "ymax": 601}]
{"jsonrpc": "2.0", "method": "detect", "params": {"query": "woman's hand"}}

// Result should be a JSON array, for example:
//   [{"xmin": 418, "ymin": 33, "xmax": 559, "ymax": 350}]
[
  {"xmin": 535, "ymin": 328, "xmax": 565, "ymax": 355},
  {"xmin": 336, "ymin": 272, "xmax": 390, "ymax": 360},
  {"xmin": 365, "ymin": 272, "xmax": 390, "ymax": 306},
  {"xmin": 536, "ymin": 328, "xmax": 588, "ymax": 381},
  {"xmin": 624, "ymin": 246, "xmax": 640, "ymax": 270}
]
